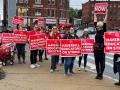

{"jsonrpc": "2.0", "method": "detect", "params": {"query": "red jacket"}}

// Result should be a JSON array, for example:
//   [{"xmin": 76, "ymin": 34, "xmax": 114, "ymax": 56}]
[
  {"xmin": 48, "ymin": 33, "xmax": 61, "ymax": 39},
  {"xmin": 28, "ymin": 30, "xmax": 41, "ymax": 39}
]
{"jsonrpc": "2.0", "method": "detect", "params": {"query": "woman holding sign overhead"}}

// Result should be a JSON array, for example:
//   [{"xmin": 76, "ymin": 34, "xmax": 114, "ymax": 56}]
[
  {"xmin": 62, "ymin": 27, "xmax": 79, "ymax": 77},
  {"xmin": 93, "ymin": 9, "xmax": 108, "ymax": 80},
  {"xmin": 48, "ymin": 26, "xmax": 61, "ymax": 73}
]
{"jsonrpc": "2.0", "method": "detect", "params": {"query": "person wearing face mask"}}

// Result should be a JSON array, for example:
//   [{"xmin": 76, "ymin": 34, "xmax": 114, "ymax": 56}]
[
  {"xmin": 48, "ymin": 26, "xmax": 61, "ymax": 73},
  {"xmin": 28, "ymin": 24, "xmax": 41, "ymax": 68},
  {"xmin": 78, "ymin": 28, "xmax": 89, "ymax": 71},
  {"xmin": 62, "ymin": 27, "xmax": 79, "ymax": 77},
  {"xmin": 93, "ymin": 9, "xmax": 108, "ymax": 80}
]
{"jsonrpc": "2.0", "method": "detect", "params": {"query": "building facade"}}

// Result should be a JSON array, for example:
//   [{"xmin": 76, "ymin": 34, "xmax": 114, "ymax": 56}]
[
  {"xmin": 3, "ymin": 0, "xmax": 69, "ymax": 29},
  {"xmin": 82, "ymin": 0, "xmax": 120, "ymax": 29}
]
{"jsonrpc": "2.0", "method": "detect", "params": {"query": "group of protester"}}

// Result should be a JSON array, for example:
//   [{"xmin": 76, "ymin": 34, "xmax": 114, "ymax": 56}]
[{"xmin": 0, "ymin": 9, "xmax": 120, "ymax": 85}]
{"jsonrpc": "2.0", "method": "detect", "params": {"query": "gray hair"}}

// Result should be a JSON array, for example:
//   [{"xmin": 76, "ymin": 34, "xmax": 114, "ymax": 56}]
[{"xmin": 97, "ymin": 21, "xmax": 103, "ymax": 27}]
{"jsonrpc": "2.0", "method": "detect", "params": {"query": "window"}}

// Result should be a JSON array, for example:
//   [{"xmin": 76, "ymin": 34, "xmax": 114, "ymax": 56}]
[
  {"xmin": 114, "ymin": 4, "xmax": 116, "ymax": 9},
  {"xmin": 19, "ymin": 0, "xmax": 23, "ymax": 3},
  {"xmin": 52, "ymin": 0, "xmax": 55, "ymax": 5},
  {"xmin": 103, "ymin": 17, "xmax": 104, "ymax": 20},
  {"xmin": 118, "ymin": 17, "xmax": 120, "ymax": 21},
  {"xmin": 48, "ymin": 9, "xmax": 51, "ymax": 17},
  {"xmin": 119, "ymin": 5, "xmax": 120, "ymax": 9},
  {"xmin": 92, "ymin": 17, "xmax": 94, "ymax": 21},
  {"xmin": 48, "ymin": 0, "xmax": 51, "ymax": 4},
  {"xmin": 63, "ymin": 11, "xmax": 65, "ymax": 18},
  {"xmin": 35, "ymin": 9, "xmax": 41, "ymax": 16},
  {"xmin": 52, "ymin": 10, "xmax": 55, "ymax": 17},
  {"xmin": 110, "ymin": 4, "xmax": 112, "ymax": 9},
  {"xmin": 35, "ymin": 0, "xmax": 41, "ymax": 4},
  {"xmin": 92, "ymin": 4, "xmax": 94, "ymax": 9},
  {"xmin": 63, "ymin": 0, "xmax": 65, "ymax": 6},
  {"xmin": 24, "ymin": 0, "xmax": 28, "ymax": 3},
  {"xmin": 110, "ymin": 11, "xmax": 112, "ymax": 15},
  {"xmin": 92, "ymin": 11, "xmax": 94, "ymax": 14},
  {"xmin": 60, "ymin": 0, "xmax": 62, "ymax": 5},
  {"xmin": 99, "ymin": 17, "xmax": 101, "ymax": 21},
  {"xmin": 25, "ymin": 9, "xmax": 28, "ymax": 16},
  {"xmin": 60, "ymin": 11, "xmax": 62, "ymax": 17},
  {"xmin": 114, "ymin": 11, "xmax": 116, "ymax": 15},
  {"xmin": 114, "ymin": 17, "xmax": 116, "ymax": 21},
  {"xmin": 110, "ymin": 17, "xmax": 112, "ymax": 21},
  {"xmin": 118, "ymin": 11, "xmax": 120, "ymax": 15}
]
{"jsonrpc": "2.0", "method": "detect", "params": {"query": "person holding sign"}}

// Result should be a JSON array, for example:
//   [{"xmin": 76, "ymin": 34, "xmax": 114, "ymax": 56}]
[
  {"xmin": 78, "ymin": 28, "xmax": 89, "ymax": 71},
  {"xmin": 48, "ymin": 26, "xmax": 61, "ymax": 73},
  {"xmin": 93, "ymin": 9, "xmax": 108, "ymax": 80},
  {"xmin": 62, "ymin": 27, "xmax": 79, "ymax": 77},
  {"xmin": 28, "ymin": 24, "xmax": 41, "ymax": 68}
]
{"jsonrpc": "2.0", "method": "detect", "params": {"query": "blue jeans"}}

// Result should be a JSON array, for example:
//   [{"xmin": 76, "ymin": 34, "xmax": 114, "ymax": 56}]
[
  {"xmin": 115, "ymin": 62, "xmax": 120, "ymax": 80},
  {"xmin": 64, "ymin": 57, "xmax": 75, "ymax": 73},
  {"xmin": 40, "ymin": 50, "xmax": 47, "ymax": 57}
]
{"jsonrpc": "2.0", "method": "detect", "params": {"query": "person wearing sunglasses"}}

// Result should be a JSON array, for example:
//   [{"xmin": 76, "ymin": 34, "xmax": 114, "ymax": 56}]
[
  {"xmin": 48, "ymin": 26, "xmax": 61, "ymax": 73},
  {"xmin": 28, "ymin": 24, "xmax": 41, "ymax": 68}
]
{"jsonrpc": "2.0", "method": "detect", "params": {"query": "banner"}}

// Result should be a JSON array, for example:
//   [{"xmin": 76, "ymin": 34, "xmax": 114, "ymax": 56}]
[
  {"xmin": 104, "ymin": 32, "xmax": 120, "ymax": 53},
  {"xmin": 38, "ymin": 18, "xmax": 44, "ymax": 28},
  {"xmin": 30, "ymin": 34, "xmax": 46, "ymax": 50},
  {"xmin": 82, "ymin": 39, "xmax": 94, "ymax": 54},
  {"xmin": 61, "ymin": 39, "xmax": 82, "ymax": 57},
  {"xmin": 60, "ymin": 34, "xmax": 65, "ymax": 38},
  {"xmin": 47, "ymin": 40, "xmax": 60, "ymax": 55},
  {"xmin": 0, "ymin": 34, "xmax": 2, "ymax": 43},
  {"xmin": 2, "ymin": 33, "xmax": 14, "ymax": 44},
  {"xmin": 94, "ymin": 3, "xmax": 108, "ymax": 14},
  {"xmin": 13, "ymin": 30, "xmax": 28, "ymax": 43},
  {"xmin": 12, "ymin": 16, "xmax": 24, "ymax": 26}
]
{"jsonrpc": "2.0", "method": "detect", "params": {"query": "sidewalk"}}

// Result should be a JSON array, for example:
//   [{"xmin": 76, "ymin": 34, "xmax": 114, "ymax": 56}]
[{"xmin": 0, "ymin": 52, "xmax": 120, "ymax": 90}]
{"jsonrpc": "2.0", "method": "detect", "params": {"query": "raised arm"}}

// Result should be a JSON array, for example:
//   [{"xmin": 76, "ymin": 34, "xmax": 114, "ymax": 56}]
[
  {"xmin": 94, "ymin": 13, "xmax": 97, "ymax": 22},
  {"xmin": 103, "ymin": 9, "xmax": 108, "ymax": 23}
]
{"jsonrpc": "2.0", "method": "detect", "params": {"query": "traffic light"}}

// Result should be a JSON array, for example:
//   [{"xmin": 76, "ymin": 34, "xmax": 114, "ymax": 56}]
[{"xmin": 18, "ymin": 8, "xmax": 26, "ymax": 16}]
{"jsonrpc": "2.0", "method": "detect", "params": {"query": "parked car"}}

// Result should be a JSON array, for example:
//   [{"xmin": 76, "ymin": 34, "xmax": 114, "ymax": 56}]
[
  {"xmin": 88, "ymin": 27, "xmax": 96, "ymax": 34},
  {"xmin": 111, "ymin": 27, "xmax": 119, "ymax": 31}
]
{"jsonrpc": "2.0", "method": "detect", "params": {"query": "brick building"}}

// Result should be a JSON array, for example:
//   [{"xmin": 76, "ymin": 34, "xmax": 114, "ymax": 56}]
[
  {"xmin": 3, "ymin": 0, "xmax": 69, "ymax": 29},
  {"xmin": 82, "ymin": 0, "xmax": 120, "ymax": 29}
]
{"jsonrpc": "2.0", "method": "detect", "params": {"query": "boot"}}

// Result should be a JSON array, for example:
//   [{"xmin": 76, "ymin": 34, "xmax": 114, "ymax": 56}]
[
  {"xmin": 45, "ymin": 57, "xmax": 49, "ymax": 60},
  {"xmin": 115, "ymin": 80, "xmax": 120, "ymax": 85},
  {"xmin": 18, "ymin": 60, "xmax": 22, "ymax": 64},
  {"xmin": 39, "ymin": 57, "xmax": 43, "ymax": 62},
  {"xmin": 23, "ymin": 60, "xmax": 26, "ymax": 64}
]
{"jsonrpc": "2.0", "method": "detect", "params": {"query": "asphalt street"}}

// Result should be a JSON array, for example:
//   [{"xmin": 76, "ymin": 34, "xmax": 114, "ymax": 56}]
[{"xmin": 25, "ymin": 30, "xmax": 119, "ymax": 81}]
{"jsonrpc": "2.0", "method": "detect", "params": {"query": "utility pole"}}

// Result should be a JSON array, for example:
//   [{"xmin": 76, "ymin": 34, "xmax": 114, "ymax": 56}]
[{"xmin": 8, "ymin": 0, "xmax": 16, "ymax": 31}]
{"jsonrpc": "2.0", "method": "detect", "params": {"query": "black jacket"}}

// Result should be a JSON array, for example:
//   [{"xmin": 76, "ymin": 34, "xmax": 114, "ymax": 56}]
[
  {"xmin": 62, "ymin": 33, "xmax": 79, "ymax": 39},
  {"xmin": 5, "ymin": 30, "xmax": 13, "ymax": 33},
  {"xmin": 113, "ymin": 54, "xmax": 119, "ymax": 74}
]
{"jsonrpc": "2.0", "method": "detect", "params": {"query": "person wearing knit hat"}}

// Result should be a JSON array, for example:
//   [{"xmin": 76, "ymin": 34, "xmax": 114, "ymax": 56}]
[{"xmin": 78, "ymin": 28, "xmax": 89, "ymax": 72}]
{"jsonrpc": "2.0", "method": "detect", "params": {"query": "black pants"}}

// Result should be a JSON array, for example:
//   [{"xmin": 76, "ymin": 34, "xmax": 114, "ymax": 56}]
[
  {"xmin": 56, "ymin": 56, "xmax": 59, "ymax": 63},
  {"xmin": 38, "ymin": 50, "xmax": 41, "ymax": 58},
  {"xmin": 61, "ymin": 57, "xmax": 64, "ymax": 63},
  {"xmin": 79, "ymin": 54, "xmax": 88, "ymax": 67},
  {"xmin": 30, "ymin": 50, "xmax": 38, "ymax": 64},
  {"xmin": 16, "ymin": 44, "xmax": 25, "ymax": 60},
  {"xmin": 94, "ymin": 49, "xmax": 105, "ymax": 76},
  {"xmin": 51, "ymin": 56, "xmax": 58, "ymax": 69}
]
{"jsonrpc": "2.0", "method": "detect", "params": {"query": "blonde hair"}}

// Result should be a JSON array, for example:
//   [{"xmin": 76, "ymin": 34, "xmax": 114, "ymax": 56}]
[{"xmin": 50, "ymin": 26, "xmax": 58, "ymax": 37}]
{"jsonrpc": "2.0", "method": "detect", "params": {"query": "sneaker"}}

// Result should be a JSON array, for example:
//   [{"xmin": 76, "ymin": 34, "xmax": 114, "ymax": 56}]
[
  {"xmin": 78, "ymin": 67, "xmax": 81, "ymax": 71},
  {"xmin": 69, "ymin": 71, "xmax": 75, "ymax": 75},
  {"xmin": 64, "ymin": 72, "xmax": 68, "ymax": 77},
  {"xmin": 30, "ymin": 65, "xmax": 36, "ymax": 68},
  {"xmin": 54, "ymin": 68, "xmax": 59, "ymax": 71},
  {"xmin": 50, "ymin": 69, "xmax": 54, "ymax": 73},
  {"xmin": 18, "ymin": 60, "xmax": 22, "ymax": 64},
  {"xmin": 84, "ymin": 67, "xmax": 87, "ymax": 72},
  {"xmin": 95, "ymin": 75, "xmax": 99, "ymax": 79},
  {"xmin": 23, "ymin": 60, "xmax": 26, "ymax": 64},
  {"xmin": 35, "ymin": 64, "xmax": 40, "ymax": 67},
  {"xmin": 60, "ymin": 63, "xmax": 64, "ymax": 66}
]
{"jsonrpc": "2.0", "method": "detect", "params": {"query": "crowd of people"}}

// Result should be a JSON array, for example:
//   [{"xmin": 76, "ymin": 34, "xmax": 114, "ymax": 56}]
[{"xmin": 0, "ymin": 9, "xmax": 120, "ymax": 86}]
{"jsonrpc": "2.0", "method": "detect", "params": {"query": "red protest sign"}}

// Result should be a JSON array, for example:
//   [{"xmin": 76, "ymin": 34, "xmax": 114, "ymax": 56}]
[
  {"xmin": 38, "ymin": 18, "xmax": 44, "ymax": 28},
  {"xmin": 82, "ymin": 39, "xmax": 94, "ymax": 54},
  {"xmin": 0, "ymin": 34, "xmax": 2, "ymax": 43},
  {"xmin": 60, "ymin": 34, "xmax": 65, "ymax": 38},
  {"xmin": 47, "ymin": 40, "xmax": 60, "ymax": 55},
  {"xmin": 13, "ymin": 30, "xmax": 29, "ymax": 43},
  {"xmin": 12, "ymin": 16, "xmax": 24, "ymax": 26},
  {"xmin": 61, "ymin": 39, "xmax": 82, "ymax": 57},
  {"xmin": 105, "ymin": 32, "xmax": 120, "ymax": 53},
  {"xmin": 2, "ymin": 33, "xmax": 14, "ymax": 44},
  {"xmin": 30, "ymin": 34, "xmax": 46, "ymax": 50},
  {"xmin": 94, "ymin": 3, "xmax": 108, "ymax": 14}
]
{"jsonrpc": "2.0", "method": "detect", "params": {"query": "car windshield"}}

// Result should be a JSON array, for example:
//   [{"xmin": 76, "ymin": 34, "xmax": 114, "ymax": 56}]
[{"xmin": 88, "ymin": 27, "xmax": 94, "ymax": 30}]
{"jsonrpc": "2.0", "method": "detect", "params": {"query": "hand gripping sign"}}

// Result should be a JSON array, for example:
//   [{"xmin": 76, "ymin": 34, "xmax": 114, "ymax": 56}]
[
  {"xmin": 105, "ymin": 32, "xmax": 120, "ymax": 53},
  {"xmin": 94, "ymin": 3, "xmax": 108, "ymax": 14},
  {"xmin": 13, "ymin": 30, "xmax": 29, "ymax": 43},
  {"xmin": 61, "ymin": 39, "xmax": 82, "ymax": 57},
  {"xmin": 82, "ymin": 39, "xmax": 94, "ymax": 54},
  {"xmin": 0, "ymin": 34, "xmax": 2, "ymax": 43},
  {"xmin": 38, "ymin": 18, "xmax": 44, "ymax": 28},
  {"xmin": 12, "ymin": 16, "xmax": 24, "ymax": 26},
  {"xmin": 2, "ymin": 33, "xmax": 14, "ymax": 44},
  {"xmin": 30, "ymin": 34, "xmax": 46, "ymax": 50},
  {"xmin": 47, "ymin": 40, "xmax": 60, "ymax": 55}
]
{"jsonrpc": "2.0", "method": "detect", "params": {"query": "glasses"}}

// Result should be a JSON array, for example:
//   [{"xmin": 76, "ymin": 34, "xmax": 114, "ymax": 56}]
[
  {"xmin": 53, "ymin": 28, "xmax": 57, "ymax": 29},
  {"xmin": 70, "ymin": 29, "xmax": 74, "ymax": 30},
  {"xmin": 35, "ymin": 27, "xmax": 38, "ymax": 28}
]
